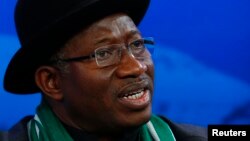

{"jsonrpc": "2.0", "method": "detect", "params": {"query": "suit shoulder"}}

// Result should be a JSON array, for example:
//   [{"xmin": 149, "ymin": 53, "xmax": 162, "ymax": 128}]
[
  {"xmin": 158, "ymin": 115, "xmax": 208, "ymax": 141},
  {"xmin": 8, "ymin": 116, "xmax": 33, "ymax": 141}
]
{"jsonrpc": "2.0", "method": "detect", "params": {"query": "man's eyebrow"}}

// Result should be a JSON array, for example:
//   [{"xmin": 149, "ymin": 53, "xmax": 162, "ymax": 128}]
[
  {"xmin": 127, "ymin": 30, "xmax": 141, "ymax": 38},
  {"xmin": 93, "ymin": 30, "xmax": 141, "ymax": 45},
  {"xmin": 94, "ymin": 37, "xmax": 112, "ymax": 46}
]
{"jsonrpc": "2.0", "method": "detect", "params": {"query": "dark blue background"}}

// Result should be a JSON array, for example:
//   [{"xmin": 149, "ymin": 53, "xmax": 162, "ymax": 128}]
[{"xmin": 1, "ymin": 0, "xmax": 250, "ymax": 131}]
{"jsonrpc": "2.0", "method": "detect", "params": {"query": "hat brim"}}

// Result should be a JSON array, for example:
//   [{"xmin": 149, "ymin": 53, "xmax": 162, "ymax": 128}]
[{"xmin": 4, "ymin": 0, "xmax": 150, "ymax": 94}]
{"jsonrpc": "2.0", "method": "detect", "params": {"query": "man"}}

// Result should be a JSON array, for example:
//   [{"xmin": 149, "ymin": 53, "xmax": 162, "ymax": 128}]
[{"xmin": 4, "ymin": 0, "xmax": 207, "ymax": 140}]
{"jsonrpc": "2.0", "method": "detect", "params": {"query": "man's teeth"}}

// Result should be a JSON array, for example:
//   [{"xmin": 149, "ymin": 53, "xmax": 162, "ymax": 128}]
[{"xmin": 123, "ymin": 89, "xmax": 144, "ymax": 99}]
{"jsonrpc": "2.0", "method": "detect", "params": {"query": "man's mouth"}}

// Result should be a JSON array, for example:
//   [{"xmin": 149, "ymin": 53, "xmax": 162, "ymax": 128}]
[
  {"xmin": 122, "ymin": 88, "xmax": 145, "ymax": 100},
  {"xmin": 118, "ymin": 81, "xmax": 151, "ymax": 110}
]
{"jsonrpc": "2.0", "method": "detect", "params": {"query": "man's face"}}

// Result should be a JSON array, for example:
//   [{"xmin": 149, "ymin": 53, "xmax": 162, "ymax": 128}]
[{"xmin": 58, "ymin": 13, "xmax": 154, "ymax": 133}]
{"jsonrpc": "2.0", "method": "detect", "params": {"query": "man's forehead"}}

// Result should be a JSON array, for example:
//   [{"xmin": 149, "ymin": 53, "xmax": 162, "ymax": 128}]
[
  {"xmin": 72, "ymin": 13, "xmax": 140, "ymax": 44},
  {"xmin": 91, "ymin": 13, "xmax": 138, "ymax": 33},
  {"xmin": 63, "ymin": 14, "xmax": 140, "ymax": 52}
]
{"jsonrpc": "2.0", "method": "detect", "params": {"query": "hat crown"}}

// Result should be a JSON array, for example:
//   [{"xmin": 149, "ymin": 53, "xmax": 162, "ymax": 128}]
[{"xmin": 15, "ymin": 0, "xmax": 97, "ymax": 47}]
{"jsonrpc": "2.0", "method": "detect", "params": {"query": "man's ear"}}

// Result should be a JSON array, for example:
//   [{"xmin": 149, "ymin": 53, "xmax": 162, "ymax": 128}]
[{"xmin": 35, "ymin": 66, "xmax": 63, "ymax": 101}]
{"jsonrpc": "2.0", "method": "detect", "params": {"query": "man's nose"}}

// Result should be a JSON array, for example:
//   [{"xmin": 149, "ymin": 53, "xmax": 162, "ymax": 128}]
[{"xmin": 115, "ymin": 51, "xmax": 147, "ymax": 78}]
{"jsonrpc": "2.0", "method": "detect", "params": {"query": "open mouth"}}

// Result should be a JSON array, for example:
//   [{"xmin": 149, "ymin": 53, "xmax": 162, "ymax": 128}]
[
  {"xmin": 117, "ymin": 79, "xmax": 152, "ymax": 110},
  {"xmin": 122, "ymin": 88, "xmax": 145, "ymax": 100},
  {"xmin": 118, "ymin": 88, "xmax": 151, "ymax": 109}
]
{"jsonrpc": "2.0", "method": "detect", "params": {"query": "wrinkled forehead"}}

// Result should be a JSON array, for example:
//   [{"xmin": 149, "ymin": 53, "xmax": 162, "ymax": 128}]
[
  {"xmin": 88, "ymin": 13, "xmax": 139, "ymax": 38},
  {"xmin": 63, "ymin": 13, "xmax": 140, "ymax": 52}
]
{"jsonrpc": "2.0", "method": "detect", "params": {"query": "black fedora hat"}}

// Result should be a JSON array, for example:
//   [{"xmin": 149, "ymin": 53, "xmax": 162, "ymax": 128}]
[{"xmin": 4, "ymin": 0, "xmax": 151, "ymax": 94}]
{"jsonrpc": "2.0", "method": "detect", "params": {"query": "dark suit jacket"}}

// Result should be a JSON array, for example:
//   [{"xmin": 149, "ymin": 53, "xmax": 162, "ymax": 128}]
[
  {"xmin": 0, "ymin": 130, "xmax": 8, "ymax": 141},
  {"xmin": 7, "ymin": 115, "xmax": 207, "ymax": 141}
]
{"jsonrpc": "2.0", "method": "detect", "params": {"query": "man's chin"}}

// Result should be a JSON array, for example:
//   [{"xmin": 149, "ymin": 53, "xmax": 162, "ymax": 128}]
[{"xmin": 121, "ymin": 106, "xmax": 152, "ymax": 128}]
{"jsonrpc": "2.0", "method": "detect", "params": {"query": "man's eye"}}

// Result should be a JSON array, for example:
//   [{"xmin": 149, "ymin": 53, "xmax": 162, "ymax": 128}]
[
  {"xmin": 130, "ymin": 40, "xmax": 144, "ymax": 49},
  {"xmin": 96, "ymin": 50, "xmax": 112, "ymax": 60}
]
